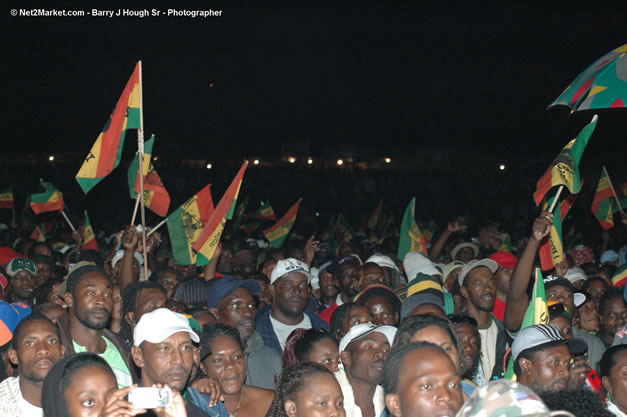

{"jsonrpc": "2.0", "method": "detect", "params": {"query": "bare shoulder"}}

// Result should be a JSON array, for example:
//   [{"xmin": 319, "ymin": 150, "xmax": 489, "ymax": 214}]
[{"xmin": 246, "ymin": 385, "xmax": 275, "ymax": 403}]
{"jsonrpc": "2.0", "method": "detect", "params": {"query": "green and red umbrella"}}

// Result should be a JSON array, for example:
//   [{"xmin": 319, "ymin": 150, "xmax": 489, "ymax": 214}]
[{"xmin": 549, "ymin": 43, "xmax": 627, "ymax": 111}]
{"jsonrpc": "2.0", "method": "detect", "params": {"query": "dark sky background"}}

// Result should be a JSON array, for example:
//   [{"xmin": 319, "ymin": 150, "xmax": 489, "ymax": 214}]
[{"xmin": 2, "ymin": 1, "xmax": 626, "ymax": 164}]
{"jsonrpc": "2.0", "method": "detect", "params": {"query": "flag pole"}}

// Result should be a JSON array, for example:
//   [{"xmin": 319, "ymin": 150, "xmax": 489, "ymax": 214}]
[
  {"xmin": 137, "ymin": 60, "xmax": 149, "ymax": 280},
  {"xmin": 147, "ymin": 218, "xmax": 168, "ymax": 237},
  {"xmin": 548, "ymin": 186, "xmax": 564, "ymax": 213},
  {"xmin": 603, "ymin": 166, "xmax": 624, "ymax": 213},
  {"xmin": 61, "ymin": 210, "xmax": 76, "ymax": 232},
  {"xmin": 130, "ymin": 191, "xmax": 140, "ymax": 224}
]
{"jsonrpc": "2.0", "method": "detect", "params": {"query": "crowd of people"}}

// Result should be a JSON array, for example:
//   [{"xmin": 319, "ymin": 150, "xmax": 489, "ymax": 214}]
[{"xmin": 0, "ymin": 174, "xmax": 626, "ymax": 416}]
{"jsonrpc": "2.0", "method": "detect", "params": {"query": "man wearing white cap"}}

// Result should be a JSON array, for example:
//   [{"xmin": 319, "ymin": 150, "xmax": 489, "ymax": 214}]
[
  {"xmin": 131, "ymin": 308, "xmax": 207, "ymax": 417},
  {"xmin": 335, "ymin": 323, "xmax": 397, "ymax": 417},
  {"xmin": 255, "ymin": 258, "xmax": 329, "ymax": 353}
]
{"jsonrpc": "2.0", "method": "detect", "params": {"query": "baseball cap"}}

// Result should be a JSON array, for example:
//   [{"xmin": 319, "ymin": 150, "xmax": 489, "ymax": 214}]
[
  {"xmin": 403, "ymin": 252, "xmax": 440, "ymax": 281},
  {"xmin": 354, "ymin": 285, "xmax": 402, "ymax": 314},
  {"xmin": 400, "ymin": 292, "xmax": 445, "ymax": 320},
  {"xmin": 270, "ymin": 258, "xmax": 312, "ymax": 284},
  {"xmin": 451, "ymin": 242, "xmax": 479, "ymax": 260},
  {"xmin": 366, "ymin": 253, "xmax": 399, "ymax": 272},
  {"xmin": 564, "ymin": 267, "xmax": 587, "ymax": 286},
  {"xmin": 511, "ymin": 324, "xmax": 586, "ymax": 365},
  {"xmin": 600, "ymin": 250, "xmax": 619, "ymax": 265},
  {"xmin": 111, "ymin": 250, "xmax": 144, "ymax": 268},
  {"xmin": 442, "ymin": 261, "xmax": 464, "ymax": 283},
  {"xmin": 457, "ymin": 379, "xmax": 575, "ymax": 417},
  {"xmin": 489, "ymin": 251, "xmax": 518, "ymax": 269},
  {"xmin": 328, "ymin": 255, "xmax": 362, "ymax": 275},
  {"xmin": 457, "ymin": 259, "xmax": 498, "ymax": 287},
  {"xmin": 133, "ymin": 308, "xmax": 200, "ymax": 347},
  {"xmin": 0, "ymin": 301, "xmax": 32, "ymax": 345},
  {"xmin": 206, "ymin": 276, "xmax": 261, "ymax": 308},
  {"xmin": 338, "ymin": 323, "xmax": 397, "ymax": 353},
  {"xmin": 543, "ymin": 275, "xmax": 586, "ymax": 307},
  {"xmin": 6, "ymin": 257, "xmax": 37, "ymax": 277}
]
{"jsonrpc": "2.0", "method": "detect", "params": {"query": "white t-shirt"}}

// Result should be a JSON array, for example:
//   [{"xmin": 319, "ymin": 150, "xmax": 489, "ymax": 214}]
[
  {"xmin": 269, "ymin": 314, "xmax": 312, "ymax": 351},
  {"xmin": 0, "ymin": 376, "xmax": 43, "ymax": 417},
  {"xmin": 478, "ymin": 318, "xmax": 498, "ymax": 381}
]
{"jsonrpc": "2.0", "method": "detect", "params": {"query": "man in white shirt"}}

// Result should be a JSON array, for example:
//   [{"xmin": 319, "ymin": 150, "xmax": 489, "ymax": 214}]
[{"xmin": 0, "ymin": 313, "xmax": 65, "ymax": 417}]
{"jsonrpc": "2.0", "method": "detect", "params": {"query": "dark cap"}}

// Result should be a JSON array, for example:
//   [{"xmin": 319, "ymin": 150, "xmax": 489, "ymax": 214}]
[
  {"xmin": 543, "ymin": 275, "xmax": 574, "ymax": 292},
  {"xmin": 328, "ymin": 255, "xmax": 361, "ymax": 275},
  {"xmin": 206, "ymin": 276, "xmax": 261, "ymax": 308},
  {"xmin": 354, "ymin": 285, "xmax": 401, "ymax": 313}
]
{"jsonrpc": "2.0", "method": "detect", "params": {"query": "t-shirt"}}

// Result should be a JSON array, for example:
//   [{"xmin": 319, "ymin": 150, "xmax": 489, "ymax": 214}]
[
  {"xmin": 269, "ymin": 314, "xmax": 312, "ymax": 351},
  {"xmin": 492, "ymin": 297, "xmax": 505, "ymax": 322},
  {"xmin": 478, "ymin": 318, "xmax": 498, "ymax": 381},
  {"xmin": 73, "ymin": 336, "xmax": 132, "ymax": 388},
  {"xmin": 0, "ymin": 376, "xmax": 43, "ymax": 417}
]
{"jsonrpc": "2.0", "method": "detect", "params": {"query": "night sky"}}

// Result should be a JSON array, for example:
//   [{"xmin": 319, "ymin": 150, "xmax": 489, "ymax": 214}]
[{"xmin": 2, "ymin": 1, "xmax": 626, "ymax": 164}]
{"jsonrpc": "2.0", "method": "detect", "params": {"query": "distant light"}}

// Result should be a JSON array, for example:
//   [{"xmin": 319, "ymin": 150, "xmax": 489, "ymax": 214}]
[
  {"xmin": 288, "ymin": 157, "xmax": 296, "ymax": 164},
  {"xmin": 384, "ymin": 157, "xmax": 391, "ymax": 164},
  {"xmin": 253, "ymin": 159, "xmax": 260, "ymax": 165},
  {"xmin": 499, "ymin": 164, "xmax": 506, "ymax": 171},
  {"xmin": 209, "ymin": 83, "xmax": 214, "ymax": 87},
  {"xmin": 206, "ymin": 163, "xmax": 212, "ymax": 169},
  {"xmin": 153, "ymin": 156, "xmax": 159, "ymax": 161},
  {"xmin": 48, "ymin": 155, "xmax": 54, "ymax": 161},
  {"xmin": 337, "ymin": 159, "xmax": 344, "ymax": 166},
  {"xmin": 307, "ymin": 158, "xmax": 313, "ymax": 165},
  {"xmin": 315, "ymin": 212, "xmax": 320, "ymax": 217}
]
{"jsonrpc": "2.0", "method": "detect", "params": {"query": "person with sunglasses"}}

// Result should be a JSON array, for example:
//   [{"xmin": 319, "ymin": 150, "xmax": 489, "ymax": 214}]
[{"xmin": 448, "ymin": 313, "xmax": 483, "ymax": 387}]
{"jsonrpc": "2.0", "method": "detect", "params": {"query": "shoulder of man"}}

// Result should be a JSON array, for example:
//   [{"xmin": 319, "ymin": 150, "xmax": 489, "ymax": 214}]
[
  {"xmin": 0, "ymin": 376, "xmax": 20, "ymax": 411},
  {"xmin": 306, "ymin": 309, "xmax": 330, "ymax": 330}
]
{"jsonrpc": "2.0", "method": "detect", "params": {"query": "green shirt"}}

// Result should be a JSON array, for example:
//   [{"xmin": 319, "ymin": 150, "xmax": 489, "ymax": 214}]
[{"xmin": 73, "ymin": 336, "xmax": 132, "ymax": 388}]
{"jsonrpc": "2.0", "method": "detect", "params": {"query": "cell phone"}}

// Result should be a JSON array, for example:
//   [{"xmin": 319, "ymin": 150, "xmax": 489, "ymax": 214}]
[{"xmin": 128, "ymin": 386, "xmax": 172, "ymax": 409}]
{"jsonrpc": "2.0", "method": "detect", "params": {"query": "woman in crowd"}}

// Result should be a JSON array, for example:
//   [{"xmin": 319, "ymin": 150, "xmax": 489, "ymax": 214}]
[
  {"xmin": 600, "ymin": 344, "xmax": 627, "ymax": 417},
  {"xmin": 329, "ymin": 303, "xmax": 373, "ymax": 342},
  {"xmin": 267, "ymin": 361, "xmax": 345, "ymax": 417},
  {"xmin": 202, "ymin": 323, "xmax": 274, "ymax": 417},
  {"xmin": 282, "ymin": 328, "xmax": 340, "ymax": 373}
]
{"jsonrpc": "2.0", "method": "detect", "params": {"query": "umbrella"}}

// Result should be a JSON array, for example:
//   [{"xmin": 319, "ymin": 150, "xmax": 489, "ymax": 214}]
[{"xmin": 549, "ymin": 43, "xmax": 627, "ymax": 111}]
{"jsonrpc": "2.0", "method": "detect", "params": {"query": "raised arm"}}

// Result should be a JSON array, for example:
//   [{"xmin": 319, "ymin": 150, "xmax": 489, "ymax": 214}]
[
  {"xmin": 119, "ymin": 225, "xmax": 139, "ymax": 294},
  {"xmin": 504, "ymin": 211, "xmax": 552, "ymax": 331},
  {"xmin": 429, "ymin": 217, "xmax": 466, "ymax": 261}
]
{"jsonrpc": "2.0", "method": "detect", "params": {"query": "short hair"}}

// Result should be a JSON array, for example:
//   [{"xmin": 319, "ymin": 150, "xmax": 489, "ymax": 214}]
[
  {"xmin": 600, "ymin": 264, "xmax": 618, "ymax": 278},
  {"xmin": 279, "ymin": 361, "xmax": 332, "ymax": 402},
  {"xmin": 27, "ymin": 242, "xmax": 53, "ymax": 257},
  {"xmin": 66, "ymin": 265, "xmax": 110, "ymax": 297},
  {"xmin": 581, "ymin": 276, "xmax": 609, "ymax": 293},
  {"xmin": 201, "ymin": 323, "xmax": 244, "ymax": 352},
  {"xmin": 513, "ymin": 344, "xmax": 548, "ymax": 378},
  {"xmin": 11, "ymin": 313, "xmax": 58, "ymax": 350},
  {"xmin": 295, "ymin": 329, "xmax": 337, "ymax": 363},
  {"xmin": 148, "ymin": 267, "xmax": 183, "ymax": 283},
  {"xmin": 598, "ymin": 287, "xmax": 624, "ymax": 316},
  {"xmin": 393, "ymin": 314, "xmax": 460, "ymax": 356},
  {"xmin": 539, "ymin": 388, "xmax": 614, "ymax": 417},
  {"xmin": 34, "ymin": 277, "xmax": 64, "ymax": 307},
  {"xmin": 599, "ymin": 344, "xmax": 627, "ymax": 379},
  {"xmin": 174, "ymin": 276, "xmax": 211, "ymax": 308},
  {"xmin": 383, "ymin": 341, "xmax": 446, "ymax": 394}
]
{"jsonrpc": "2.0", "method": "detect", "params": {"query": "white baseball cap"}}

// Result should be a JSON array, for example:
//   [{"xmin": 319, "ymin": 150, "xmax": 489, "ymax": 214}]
[
  {"xmin": 270, "ymin": 258, "xmax": 312, "ymax": 284},
  {"xmin": 339, "ymin": 323, "xmax": 397, "ymax": 353},
  {"xmin": 133, "ymin": 308, "xmax": 200, "ymax": 347}
]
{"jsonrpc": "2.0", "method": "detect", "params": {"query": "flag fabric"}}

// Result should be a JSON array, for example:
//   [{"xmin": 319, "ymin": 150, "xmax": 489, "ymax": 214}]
[
  {"xmin": 247, "ymin": 200, "xmax": 277, "ymax": 221},
  {"xmin": 263, "ymin": 199, "xmax": 302, "ymax": 249},
  {"xmin": 193, "ymin": 162, "xmax": 248, "ymax": 266},
  {"xmin": 76, "ymin": 62, "xmax": 141, "ymax": 194},
  {"xmin": 167, "ymin": 184, "xmax": 214, "ymax": 266},
  {"xmin": 533, "ymin": 115, "xmax": 598, "ymax": 205},
  {"xmin": 592, "ymin": 168, "xmax": 616, "ymax": 230},
  {"xmin": 0, "ymin": 189, "xmax": 13, "ymax": 209},
  {"xmin": 367, "ymin": 198, "xmax": 383, "ymax": 231},
  {"xmin": 397, "ymin": 197, "xmax": 427, "ymax": 261},
  {"xmin": 83, "ymin": 211, "xmax": 99, "ymax": 251},
  {"xmin": 506, "ymin": 269, "xmax": 549, "ymax": 379},
  {"xmin": 30, "ymin": 224, "xmax": 46, "ymax": 242},
  {"xmin": 227, "ymin": 198, "xmax": 249, "ymax": 238},
  {"xmin": 335, "ymin": 214, "xmax": 356, "ymax": 243},
  {"xmin": 128, "ymin": 136, "xmax": 170, "ymax": 217},
  {"xmin": 539, "ymin": 195, "xmax": 565, "ymax": 271},
  {"xmin": 612, "ymin": 265, "xmax": 627, "ymax": 287},
  {"xmin": 30, "ymin": 181, "xmax": 64, "ymax": 215}
]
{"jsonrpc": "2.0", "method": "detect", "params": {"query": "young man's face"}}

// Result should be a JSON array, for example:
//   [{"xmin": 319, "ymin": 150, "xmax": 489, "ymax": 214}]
[
  {"xmin": 341, "ymin": 332, "xmax": 390, "ymax": 385},
  {"xmin": 521, "ymin": 344, "xmax": 570, "ymax": 393},
  {"xmin": 461, "ymin": 267, "xmax": 496, "ymax": 312},
  {"xmin": 69, "ymin": 271, "xmax": 113, "ymax": 331},
  {"xmin": 9, "ymin": 319, "xmax": 65, "ymax": 383}
]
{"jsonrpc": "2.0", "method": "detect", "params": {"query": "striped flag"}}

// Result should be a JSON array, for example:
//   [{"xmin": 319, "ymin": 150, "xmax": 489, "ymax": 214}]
[
  {"xmin": 0, "ymin": 188, "xmax": 13, "ymax": 209},
  {"xmin": 76, "ymin": 62, "xmax": 141, "ymax": 194},
  {"xmin": 506, "ymin": 269, "xmax": 549, "ymax": 379},
  {"xmin": 592, "ymin": 168, "xmax": 616, "ymax": 230},
  {"xmin": 83, "ymin": 211, "xmax": 99, "ymax": 251},
  {"xmin": 128, "ymin": 135, "xmax": 170, "ymax": 217},
  {"xmin": 167, "ymin": 184, "xmax": 214, "ymax": 266},
  {"xmin": 193, "ymin": 162, "xmax": 248, "ymax": 265},
  {"xmin": 30, "ymin": 180, "xmax": 64, "ymax": 215},
  {"xmin": 263, "ymin": 199, "xmax": 302, "ymax": 248},
  {"xmin": 533, "ymin": 115, "xmax": 597, "ymax": 205},
  {"xmin": 612, "ymin": 265, "xmax": 627, "ymax": 287},
  {"xmin": 247, "ymin": 200, "xmax": 277, "ymax": 221},
  {"xmin": 539, "ymin": 194, "xmax": 568, "ymax": 271},
  {"xmin": 30, "ymin": 224, "xmax": 46, "ymax": 242},
  {"xmin": 397, "ymin": 197, "xmax": 427, "ymax": 261}
]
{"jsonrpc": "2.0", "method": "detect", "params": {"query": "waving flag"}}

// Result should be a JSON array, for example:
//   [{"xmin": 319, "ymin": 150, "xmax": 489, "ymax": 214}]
[
  {"xmin": 592, "ymin": 168, "xmax": 616, "ymax": 230},
  {"xmin": 167, "ymin": 184, "xmax": 214, "ymax": 265},
  {"xmin": 128, "ymin": 135, "xmax": 170, "ymax": 217},
  {"xmin": 263, "ymin": 199, "xmax": 302, "ymax": 248},
  {"xmin": 397, "ymin": 197, "xmax": 427, "ymax": 261},
  {"xmin": 0, "ymin": 189, "xmax": 14, "ymax": 209},
  {"xmin": 247, "ymin": 200, "xmax": 277, "ymax": 221},
  {"xmin": 335, "ymin": 214, "xmax": 355, "ymax": 243},
  {"xmin": 533, "ymin": 115, "xmax": 597, "ymax": 205},
  {"xmin": 193, "ymin": 162, "xmax": 248, "ymax": 265},
  {"xmin": 76, "ymin": 62, "xmax": 141, "ymax": 194},
  {"xmin": 83, "ymin": 211, "xmax": 99, "ymax": 251},
  {"xmin": 367, "ymin": 198, "xmax": 383, "ymax": 231},
  {"xmin": 30, "ymin": 180, "xmax": 64, "ymax": 215}
]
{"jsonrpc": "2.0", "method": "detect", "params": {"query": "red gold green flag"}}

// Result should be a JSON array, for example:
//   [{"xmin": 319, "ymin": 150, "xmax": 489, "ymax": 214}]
[
  {"xmin": 612, "ymin": 265, "xmax": 627, "ymax": 287},
  {"xmin": 128, "ymin": 136, "xmax": 170, "ymax": 217},
  {"xmin": 533, "ymin": 115, "xmax": 597, "ymax": 206},
  {"xmin": 397, "ymin": 197, "xmax": 427, "ymax": 261},
  {"xmin": 193, "ymin": 162, "xmax": 248, "ymax": 266},
  {"xmin": 539, "ymin": 195, "xmax": 568, "ymax": 271},
  {"xmin": 76, "ymin": 63, "xmax": 141, "ymax": 194},
  {"xmin": 592, "ymin": 168, "xmax": 616, "ymax": 230},
  {"xmin": 263, "ymin": 199, "xmax": 302, "ymax": 249},
  {"xmin": 30, "ymin": 224, "xmax": 46, "ymax": 242},
  {"xmin": 0, "ymin": 188, "xmax": 13, "ymax": 209},
  {"xmin": 247, "ymin": 200, "xmax": 277, "ymax": 221},
  {"xmin": 167, "ymin": 184, "xmax": 214, "ymax": 266},
  {"xmin": 30, "ymin": 180, "xmax": 64, "ymax": 215},
  {"xmin": 83, "ymin": 211, "xmax": 99, "ymax": 251}
]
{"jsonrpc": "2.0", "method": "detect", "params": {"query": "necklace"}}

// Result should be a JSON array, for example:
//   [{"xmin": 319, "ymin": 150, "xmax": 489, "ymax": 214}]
[{"xmin": 227, "ymin": 386, "xmax": 245, "ymax": 417}]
